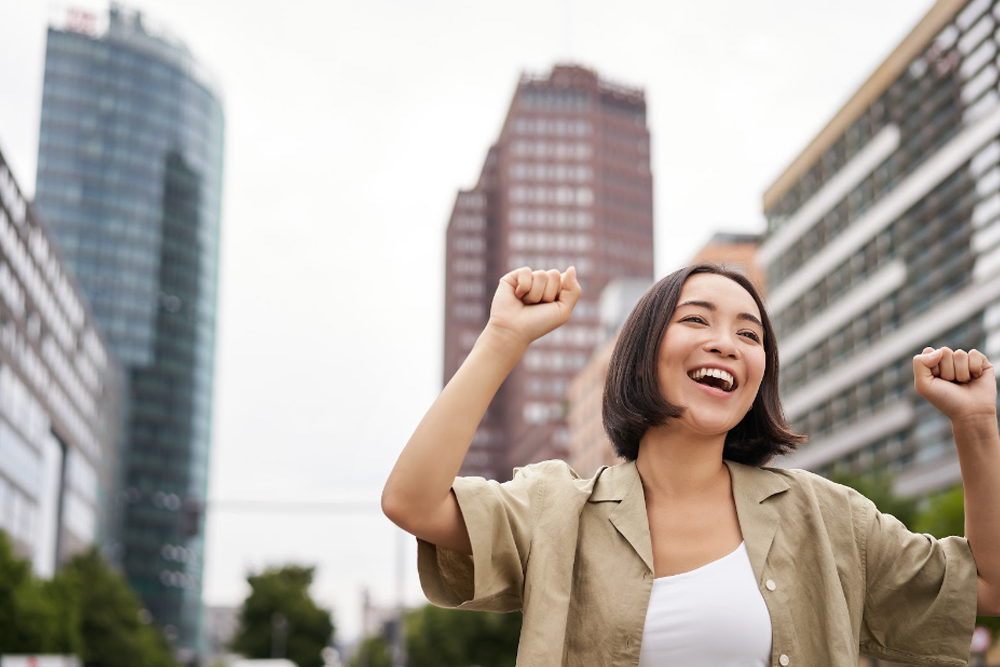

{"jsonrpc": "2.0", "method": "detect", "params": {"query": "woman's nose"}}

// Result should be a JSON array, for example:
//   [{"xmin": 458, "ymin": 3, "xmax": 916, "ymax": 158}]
[{"xmin": 705, "ymin": 332, "xmax": 739, "ymax": 357}]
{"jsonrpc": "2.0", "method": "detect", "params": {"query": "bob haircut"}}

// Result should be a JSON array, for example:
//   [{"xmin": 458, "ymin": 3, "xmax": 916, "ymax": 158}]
[{"xmin": 602, "ymin": 264, "xmax": 804, "ymax": 467}]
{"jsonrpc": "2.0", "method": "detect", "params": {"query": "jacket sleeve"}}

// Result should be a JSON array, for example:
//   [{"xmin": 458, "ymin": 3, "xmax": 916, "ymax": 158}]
[
  {"xmin": 859, "ymin": 500, "xmax": 979, "ymax": 666},
  {"xmin": 416, "ymin": 464, "xmax": 545, "ymax": 612}
]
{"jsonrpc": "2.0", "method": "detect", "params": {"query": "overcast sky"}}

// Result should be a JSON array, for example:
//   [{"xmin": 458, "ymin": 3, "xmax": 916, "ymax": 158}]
[{"xmin": 0, "ymin": 0, "xmax": 937, "ymax": 644}]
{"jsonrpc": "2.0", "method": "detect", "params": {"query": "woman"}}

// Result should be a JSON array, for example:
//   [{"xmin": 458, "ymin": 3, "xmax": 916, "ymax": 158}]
[{"xmin": 382, "ymin": 264, "xmax": 1000, "ymax": 666}]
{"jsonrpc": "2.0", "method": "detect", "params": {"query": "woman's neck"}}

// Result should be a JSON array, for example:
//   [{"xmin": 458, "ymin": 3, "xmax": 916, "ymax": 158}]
[{"xmin": 635, "ymin": 426, "xmax": 729, "ymax": 499}]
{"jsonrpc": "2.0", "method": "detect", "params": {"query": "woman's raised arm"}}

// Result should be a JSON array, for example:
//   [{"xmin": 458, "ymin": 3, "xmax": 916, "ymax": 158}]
[
  {"xmin": 381, "ymin": 266, "xmax": 581, "ymax": 554},
  {"xmin": 913, "ymin": 346, "xmax": 1000, "ymax": 614}
]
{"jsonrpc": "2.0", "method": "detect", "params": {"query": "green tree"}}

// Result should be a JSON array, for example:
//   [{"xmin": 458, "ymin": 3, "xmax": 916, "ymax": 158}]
[
  {"xmin": 0, "ymin": 533, "xmax": 173, "ymax": 665},
  {"xmin": 347, "ymin": 635, "xmax": 392, "ymax": 667},
  {"xmin": 39, "ymin": 574, "xmax": 83, "ymax": 655},
  {"xmin": 912, "ymin": 485, "xmax": 1000, "ymax": 638},
  {"xmin": 231, "ymin": 565, "xmax": 334, "ymax": 667},
  {"xmin": 828, "ymin": 469, "xmax": 919, "ymax": 529},
  {"xmin": 913, "ymin": 485, "xmax": 965, "ymax": 537},
  {"xmin": 56, "ymin": 548, "xmax": 177, "ymax": 667},
  {"xmin": 0, "ymin": 531, "xmax": 65, "ymax": 652},
  {"xmin": 405, "ymin": 604, "xmax": 521, "ymax": 667}
]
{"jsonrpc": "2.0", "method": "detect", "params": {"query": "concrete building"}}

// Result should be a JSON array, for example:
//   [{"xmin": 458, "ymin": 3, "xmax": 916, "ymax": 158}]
[
  {"xmin": 0, "ymin": 143, "xmax": 121, "ymax": 577},
  {"xmin": 33, "ymin": 5, "xmax": 224, "ymax": 656},
  {"xmin": 760, "ymin": 0, "xmax": 1000, "ymax": 495},
  {"xmin": 564, "ymin": 279, "xmax": 652, "ymax": 478},
  {"xmin": 691, "ymin": 232, "xmax": 765, "ymax": 293},
  {"xmin": 443, "ymin": 64, "xmax": 654, "ymax": 480}
]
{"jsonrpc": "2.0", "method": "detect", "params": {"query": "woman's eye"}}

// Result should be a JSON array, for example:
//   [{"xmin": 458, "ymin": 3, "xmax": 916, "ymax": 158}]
[
  {"xmin": 740, "ymin": 331, "xmax": 761, "ymax": 343},
  {"xmin": 681, "ymin": 315, "xmax": 707, "ymax": 325}
]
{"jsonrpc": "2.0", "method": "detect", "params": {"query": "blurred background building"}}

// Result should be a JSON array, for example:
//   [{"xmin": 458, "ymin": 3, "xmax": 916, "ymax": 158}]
[
  {"xmin": 443, "ymin": 64, "xmax": 654, "ymax": 480},
  {"xmin": 202, "ymin": 604, "xmax": 239, "ymax": 666},
  {"xmin": 566, "ymin": 232, "xmax": 762, "ymax": 477},
  {"xmin": 689, "ymin": 231, "xmax": 765, "ymax": 293},
  {"xmin": 0, "ymin": 144, "xmax": 121, "ymax": 577},
  {"xmin": 32, "ymin": 5, "xmax": 224, "ymax": 658},
  {"xmin": 762, "ymin": 0, "xmax": 1000, "ymax": 495}
]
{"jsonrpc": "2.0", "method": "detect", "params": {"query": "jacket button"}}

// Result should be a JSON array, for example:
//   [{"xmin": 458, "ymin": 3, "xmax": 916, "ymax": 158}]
[
  {"xmin": 779, "ymin": 654, "xmax": 789, "ymax": 666},
  {"xmin": 765, "ymin": 579, "xmax": 777, "ymax": 591}
]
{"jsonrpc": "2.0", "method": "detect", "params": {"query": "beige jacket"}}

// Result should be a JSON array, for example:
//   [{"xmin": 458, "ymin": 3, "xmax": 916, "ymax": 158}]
[{"xmin": 418, "ymin": 459, "xmax": 978, "ymax": 667}]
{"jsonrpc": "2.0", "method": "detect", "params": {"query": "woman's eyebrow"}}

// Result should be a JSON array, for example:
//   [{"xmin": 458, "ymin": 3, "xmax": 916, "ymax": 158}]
[{"xmin": 677, "ymin": 300, "xmax": 763, "ymax": 328}]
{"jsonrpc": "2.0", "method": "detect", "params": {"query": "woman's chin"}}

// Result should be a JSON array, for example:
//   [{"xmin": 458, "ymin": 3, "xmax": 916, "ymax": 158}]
[{"xmin": 684, "ymin": 415, "xmax": 745, "ymax": 440}]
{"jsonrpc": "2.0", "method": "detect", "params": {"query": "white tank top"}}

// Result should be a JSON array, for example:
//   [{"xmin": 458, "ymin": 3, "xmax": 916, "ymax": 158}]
[{"xmin": 638, "ymin": 542, "xmax": 772, "ymax": 666}]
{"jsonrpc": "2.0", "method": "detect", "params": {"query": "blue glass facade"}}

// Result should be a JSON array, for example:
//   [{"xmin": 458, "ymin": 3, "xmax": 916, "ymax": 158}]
[{"xmin": 34, "ymin": 6, "xmax": 224, "ymax": 656}]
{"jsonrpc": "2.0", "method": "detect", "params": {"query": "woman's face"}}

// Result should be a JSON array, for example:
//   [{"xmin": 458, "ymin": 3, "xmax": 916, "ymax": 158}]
[{"xmin": 656, "ymin": 273, "xmax": 766, "ymax": 439}]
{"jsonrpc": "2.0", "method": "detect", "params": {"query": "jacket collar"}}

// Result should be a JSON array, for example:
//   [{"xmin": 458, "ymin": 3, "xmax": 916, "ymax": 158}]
[
  {"xmin": 727, "ymin": 460, "xmax": 790, "ymax": 583},
  {"xmin": 588, "ymin": 459, "xmax": 790, "ymax": 579}
]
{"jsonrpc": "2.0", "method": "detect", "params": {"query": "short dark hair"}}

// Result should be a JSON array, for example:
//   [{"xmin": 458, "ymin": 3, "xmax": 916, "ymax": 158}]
[{"xmin": 602, "ymin": 264, "xmax": 804, "ymax": 466}]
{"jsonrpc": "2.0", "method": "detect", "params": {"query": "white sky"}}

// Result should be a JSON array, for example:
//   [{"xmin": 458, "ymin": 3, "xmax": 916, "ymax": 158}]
[{"xmin": 0, "ymin": 0, "xmax": 936, "ymax": 645}]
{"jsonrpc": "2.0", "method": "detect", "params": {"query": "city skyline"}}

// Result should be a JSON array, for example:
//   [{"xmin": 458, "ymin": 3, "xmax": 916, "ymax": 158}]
[{"xmin": 0, "ymin": 0, "xmax": 938, "ymax": 642}]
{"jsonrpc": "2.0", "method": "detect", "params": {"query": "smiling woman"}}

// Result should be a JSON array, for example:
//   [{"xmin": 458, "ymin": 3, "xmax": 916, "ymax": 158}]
[
  {"xmin": 382, "ymin": 263, "xmax": 999, "ymax": 667},
  {"xmin": 603, "ymin": 266, "xmax": 803, "ymax": 466}
]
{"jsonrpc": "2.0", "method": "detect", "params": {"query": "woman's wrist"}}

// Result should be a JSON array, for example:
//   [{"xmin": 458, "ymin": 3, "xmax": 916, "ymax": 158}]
[
  {"xmin": 478, "ymin": 321, "xmax": 532, "ymax": 360},
  {"xmin": 951, "ymin": 412, "xmax": 1000, "ymax": 447}
]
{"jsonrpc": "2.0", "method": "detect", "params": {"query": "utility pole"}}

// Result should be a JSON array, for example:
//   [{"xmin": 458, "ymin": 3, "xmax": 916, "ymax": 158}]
[
  {"xmin": 392, "ymin": 529, "xmax": 407, "ymax": 667},
  {"xmin": 272, "ymin": 611, "xmax": 289, "ymax": 659}
]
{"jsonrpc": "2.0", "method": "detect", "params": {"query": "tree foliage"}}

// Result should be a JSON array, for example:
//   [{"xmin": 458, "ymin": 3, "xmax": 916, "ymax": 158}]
[
  {"xmin": 231, "ymin": 564, "xmax": 334, "ymax": 667},
  {"xmin": 404, "ymin": 605, "xmax": 521, "ymax": 667},
  {"xmin": 913, "ymin": 485, "xmax": 966, "ymax": 538},
  {"xmin": 347, "ymin": 635, "xmax": 392, "ymax": 667},
  {"xmin": 0, "ymin": 532, "xmax": 62, "ymax": 651},
  {"xmin": 0, "ymin": 531, "xmax": 176, "ymax": 666},
  {"xmin": 60, "ymin": 549, "xmax": 178, "ymax": 667},
  {"xmin": 911, "ymin": 485, "xmax": 1000, "ymax": 638},
  {"xmin": 828, "ymin": 469, "xmax": 919, "ymax": 530}
]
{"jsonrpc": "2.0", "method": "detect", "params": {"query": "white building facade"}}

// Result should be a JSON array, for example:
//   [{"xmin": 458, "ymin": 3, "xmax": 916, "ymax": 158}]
[
  {"xmin": 763, "ymin": 0, "xmax": 1000, "ymax": 496},
  {"xmin": 0, "ymin": 145, "xmax": 121, "ymax": 574}
]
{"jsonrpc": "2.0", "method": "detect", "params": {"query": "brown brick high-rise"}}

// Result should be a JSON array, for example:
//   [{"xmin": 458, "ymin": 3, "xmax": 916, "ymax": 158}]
[{"xmin": 443, "ymin": 64, "xmax": 654, "ymax": 480}]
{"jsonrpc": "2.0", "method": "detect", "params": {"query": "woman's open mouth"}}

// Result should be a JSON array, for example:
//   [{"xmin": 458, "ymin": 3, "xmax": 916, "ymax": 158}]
[{"xmin": 687, "ymin": 367, "xmax": 736, "ymax": 392}]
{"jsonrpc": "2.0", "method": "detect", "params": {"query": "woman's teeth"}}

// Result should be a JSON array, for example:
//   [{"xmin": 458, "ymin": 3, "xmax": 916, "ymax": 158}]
[{"xmin": 688, "ymin": 367, "xmax": 735, "ymax": 392}]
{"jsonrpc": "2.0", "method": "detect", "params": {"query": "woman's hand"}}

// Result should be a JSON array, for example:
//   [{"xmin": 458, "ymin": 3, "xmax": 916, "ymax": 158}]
[
  {"xmin": 485, "ymin": 266, "xmax": 582, "ymax": 349},
  {"xmin": 916, "ymin": 348, "xmax": 1000, "ymax": 614},
  {"xmin": 913, "ymin": 347, "xmax": 997, "ymax": 425},
  {"xmin": 383, "ymin": 266, "xmax": 580, "ymax": 554}
]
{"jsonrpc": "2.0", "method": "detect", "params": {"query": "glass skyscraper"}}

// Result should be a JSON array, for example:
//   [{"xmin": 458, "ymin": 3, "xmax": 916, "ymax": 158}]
[{"xmin": 34, "ymin": 6, "xmax": 224, "ymax": 657}]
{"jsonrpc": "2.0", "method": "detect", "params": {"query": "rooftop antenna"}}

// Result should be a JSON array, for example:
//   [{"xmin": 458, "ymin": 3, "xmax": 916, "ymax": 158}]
[{"xmin": 561, "ymin": 0, "xmax": 576, "ymax": 63}]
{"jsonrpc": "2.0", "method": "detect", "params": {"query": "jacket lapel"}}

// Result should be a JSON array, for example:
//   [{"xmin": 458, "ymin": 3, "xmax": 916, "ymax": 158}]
[
  {"xmin": 590, "ymin": 460, "xmax": 789, "ymax": 578},
  {"xmin": 592, "ymin": 462, "xmax": 655, "ymax": 573},
  {"xmin": 726, "ymin": 460, "xmax": 790, "ymax": 584}
]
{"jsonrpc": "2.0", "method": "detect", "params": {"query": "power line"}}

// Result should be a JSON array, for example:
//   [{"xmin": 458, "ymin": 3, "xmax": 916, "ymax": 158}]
[{"xmin": 205, "ymin": 500, "xmax": 381, "ymax": 514}]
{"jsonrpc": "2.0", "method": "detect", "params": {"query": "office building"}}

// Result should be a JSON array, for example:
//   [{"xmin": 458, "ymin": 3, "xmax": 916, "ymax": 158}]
[
  {"xmin": 34, "ymin": 5, "xmax": 224, "ymax": 655},
  {"xmin": 443, "ymin": 64, "xmax": 654, "ymax": 480},
  {"xmin": 690, "ymin": 232, "xmax": 765, "ymax": 292},
  {"xmin": 564, "ymin": 279, "xmax": 646, "ymax": 479},
  {"xmin": 0, "ymin": 143, "xmax": 121, "ymax": 577},
  {"xmin": 761, "ymin": 0, "xmax": 1000, "ymax": 495}
]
